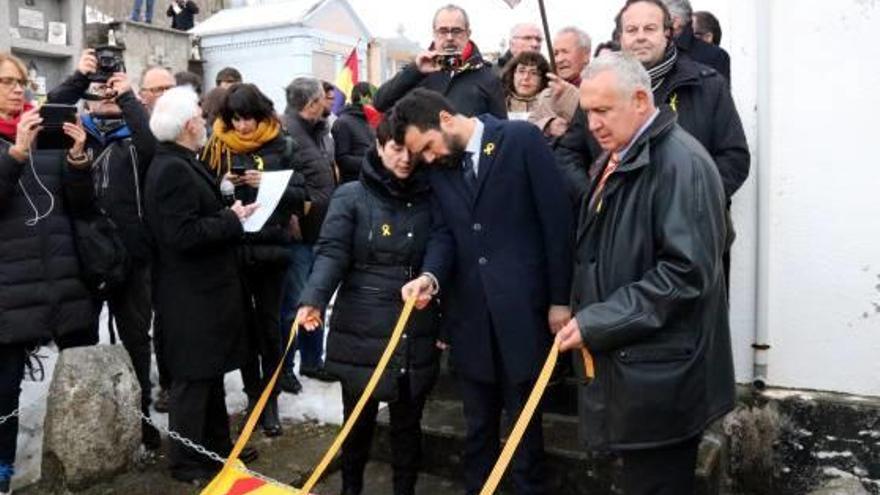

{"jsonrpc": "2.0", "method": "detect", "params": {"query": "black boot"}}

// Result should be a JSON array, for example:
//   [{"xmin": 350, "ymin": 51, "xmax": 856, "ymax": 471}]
[
  {"xmin": 142, "ymin": 418, "xmax": 162, "ymax": 450},
  {"xmin": 261, "ymin": 397, "xmax": 282, "ymax": 437},
  {"xmin": 279, "ymin": 370, "xmax": 302, "ymax": 394}
]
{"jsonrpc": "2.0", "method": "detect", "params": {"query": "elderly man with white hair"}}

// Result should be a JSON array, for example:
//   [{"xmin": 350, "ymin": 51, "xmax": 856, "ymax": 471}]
[
  {"xmin": 556, "ymin": 52, "xmax": 734, "ymax": 495},
  {"xmin": 528, "ymin": 26, "xmax": 592, "ymax": 139},
  {"xmin": 144, "ymin": 86, "xmax": 258, "ymax": 483},
  {"xmin": 662, "ymin": 0, "xmax": 730, "ymax": 80}
]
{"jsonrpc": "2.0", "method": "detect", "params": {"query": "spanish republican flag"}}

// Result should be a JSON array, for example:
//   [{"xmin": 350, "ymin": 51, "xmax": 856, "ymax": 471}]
[{"xmin": 335, "ymin": 47, "xmax": 359, "ymax": 103}]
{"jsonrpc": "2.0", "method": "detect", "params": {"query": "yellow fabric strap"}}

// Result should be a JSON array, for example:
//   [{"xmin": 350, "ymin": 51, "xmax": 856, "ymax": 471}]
[
  {"xmin": 299, "ymin": 297, "xmax": 416, "ymax": 494},
  {"xmin": 479, "ymin": 343, "xmax": 595, "ymax": 495},
  {"xmin": 202, "ymin": 297, "xmax": 416, "ymax": 495}
]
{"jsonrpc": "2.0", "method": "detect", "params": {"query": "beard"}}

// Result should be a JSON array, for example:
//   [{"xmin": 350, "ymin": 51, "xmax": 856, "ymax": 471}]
[{"xmin": 427, "ymin": 132, "xmax": 466, "ymax": 169}]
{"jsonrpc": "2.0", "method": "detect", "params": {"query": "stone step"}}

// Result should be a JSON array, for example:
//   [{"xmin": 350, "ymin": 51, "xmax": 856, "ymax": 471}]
[
  {"xmin": 431, "ymin": 356, "xmax": 582, "ymax": 417},
  {"xmin": 372, "ymin": 398, "xmax": 727, "ymax": 495}
]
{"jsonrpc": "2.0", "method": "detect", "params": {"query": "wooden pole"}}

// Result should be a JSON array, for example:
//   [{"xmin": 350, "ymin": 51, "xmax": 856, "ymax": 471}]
[{"xmin": 538, "ymin": 0, "xmax": 556, "ymax": 73}]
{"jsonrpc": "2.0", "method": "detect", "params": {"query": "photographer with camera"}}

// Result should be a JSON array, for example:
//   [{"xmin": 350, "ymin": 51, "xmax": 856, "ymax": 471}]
[
  {"xmin": 0, "ymin": 52, "xmax": 97, "ymax": 494},
  {"xmin": 47, "ymin": 48, "xmax": 161, "ymax": 450},
  {"xmin": 373, "ymin": 4, "xmax": 506, "ymax": 119}
]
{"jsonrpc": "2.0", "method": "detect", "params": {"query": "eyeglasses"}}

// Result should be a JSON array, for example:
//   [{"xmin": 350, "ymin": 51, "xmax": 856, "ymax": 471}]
[
  {"xmin": 141, "ymin": 85, "xmax": 174, "ymax": 96},
  {"xmin": 513, "ymin": 35, "xmax": 543, "ymax": 43},
  {"xmin": 0, "ymin": 77, "xmax": 28, "ymax": 89},
  {"xmin": 434, "ymin": 27, "xmax": 468, "ymax": 38}
]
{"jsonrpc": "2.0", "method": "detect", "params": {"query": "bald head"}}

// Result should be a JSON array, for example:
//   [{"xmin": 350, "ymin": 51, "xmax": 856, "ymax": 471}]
[{"xmin": 139, "ymin": 66, "xmax": 175, "ymax": 113}]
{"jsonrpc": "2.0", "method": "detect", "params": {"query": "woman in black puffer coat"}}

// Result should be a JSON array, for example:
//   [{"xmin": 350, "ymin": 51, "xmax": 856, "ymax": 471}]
[
  {"xmin": 0, "ymin": 52, "xmax": 95, "ymax": 493},
  {"xmin": 297, "ymin": 117, "xmax": 439, "ymax": 495}
]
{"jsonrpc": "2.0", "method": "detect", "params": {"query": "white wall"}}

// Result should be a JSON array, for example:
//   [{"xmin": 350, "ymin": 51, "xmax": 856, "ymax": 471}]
[{"xmin": 758, "ymin": 0, "xmax": 880, "ymax": 396}]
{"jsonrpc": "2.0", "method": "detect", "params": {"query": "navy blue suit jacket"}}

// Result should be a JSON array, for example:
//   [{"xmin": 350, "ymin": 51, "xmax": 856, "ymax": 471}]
[{"xmin": 422, "ymin": 115, "xmax": 572, "ymax": 385}]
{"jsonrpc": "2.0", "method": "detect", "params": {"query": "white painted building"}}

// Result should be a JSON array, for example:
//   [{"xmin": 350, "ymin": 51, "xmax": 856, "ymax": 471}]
[{"xmin": 191, "ymin": 0, "xmax": 370, "ymax": 112}]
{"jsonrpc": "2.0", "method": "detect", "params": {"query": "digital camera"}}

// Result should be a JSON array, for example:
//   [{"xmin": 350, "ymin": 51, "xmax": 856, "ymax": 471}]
[
  {"xmin": 435, "ymin": 52, "xmax": 463, "ymax": 71},
  {"xmin": 90, "ymin": 45, "xmax": 126, "ymax": 83}
]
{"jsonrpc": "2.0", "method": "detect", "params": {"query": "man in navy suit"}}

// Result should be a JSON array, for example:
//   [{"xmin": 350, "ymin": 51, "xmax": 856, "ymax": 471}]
[{"xmin": 393, "ymin": 89, "xmax": 572, "ymax": 495}]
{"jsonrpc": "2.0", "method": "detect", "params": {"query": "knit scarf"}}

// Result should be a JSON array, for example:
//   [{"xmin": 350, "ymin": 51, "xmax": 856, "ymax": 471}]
[
  {"xmin": 646, "ymin": 43, "xmax": 678, "ymax": 92},
  {"xmin": 201, "ymin": 117, "xmax": 281, "ymax": 175},
  {"xmin": 0, "ymin": 102, "xmax": 33, "ymax": 142}
]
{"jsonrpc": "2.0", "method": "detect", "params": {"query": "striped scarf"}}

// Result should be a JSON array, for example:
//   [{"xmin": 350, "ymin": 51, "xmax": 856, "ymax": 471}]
[{"xmin": 646, "ymin": 44, "xmax": 678, "ymax": 92}]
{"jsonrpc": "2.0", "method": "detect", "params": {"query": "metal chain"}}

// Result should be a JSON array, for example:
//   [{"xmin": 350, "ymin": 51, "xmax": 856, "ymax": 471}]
[
  {"xmin": 138, "ymin": 410, "xmax": 227, "ymax": 464},
  {"xmin": 0, "ymin": 408, "xmax": 19, "ymax": 426},
  {"xmin": 137, "ymin": 409, "xmax": 296, "ymax": 491}
]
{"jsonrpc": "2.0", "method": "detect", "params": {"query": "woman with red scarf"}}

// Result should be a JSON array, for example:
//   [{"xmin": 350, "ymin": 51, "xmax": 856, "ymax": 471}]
[{"xmin": 0, "ymin": 53, "xmax": 95, "ymax": 494}]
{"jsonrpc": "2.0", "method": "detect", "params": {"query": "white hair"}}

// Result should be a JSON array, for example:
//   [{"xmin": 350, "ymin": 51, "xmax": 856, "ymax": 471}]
[
  {"xmin": 509, "ymin": 22, "xmax": 540, "ymax": 38},
  {"xmin": 556, "ymin": 26, "xmax": 592, "ymax": 54},
  {"xmin": 662, "ymin": 0, "xmax": 693, "ymax": 22},
  {"xmin": 149, "ymin": 86, "xmax": 200, "ymax": 142},
  {"xmin": 583, "ymin": 52, "xmax": 654, "ymax": 105}
]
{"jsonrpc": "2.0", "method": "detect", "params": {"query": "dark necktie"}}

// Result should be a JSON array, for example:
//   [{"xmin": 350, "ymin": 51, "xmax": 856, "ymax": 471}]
[{"xmin": 462, "ymin": 152, "xmax": 477, "ymax": 196}]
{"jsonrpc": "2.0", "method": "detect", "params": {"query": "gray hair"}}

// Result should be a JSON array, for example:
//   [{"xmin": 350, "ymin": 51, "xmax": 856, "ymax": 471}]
[
  {"xmin": 583, "ymin": 52, "xmax": 654, "ymax": 105},
  {"xmin": 556, "ymin": 26, "xmax": 592, "ymax": 54},
  {"xmin": 509, "ymin": 22, "xmax": 540, "ymax": 38},
  {"xmin": 662, "ymin": 0, "xmax": 693, "ymax": 22},
  {"xmin": 284, "ymin": 77, "xmax": 323, "ymax": 112},
  {"xmin": 149, "ymin": 86, "xmax": 200, "ymax": 142},
  {"xmin": 433, "ymin": 4, "xmax": 470, "ymax": 30}
]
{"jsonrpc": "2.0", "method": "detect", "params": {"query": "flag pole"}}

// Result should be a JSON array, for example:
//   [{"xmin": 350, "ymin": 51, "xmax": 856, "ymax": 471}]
[{"xmin": 538, "ymin": 0, "xmax": 556, "ymax": 73}]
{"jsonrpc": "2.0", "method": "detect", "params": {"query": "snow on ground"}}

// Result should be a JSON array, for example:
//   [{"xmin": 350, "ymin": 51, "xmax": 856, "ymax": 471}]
[{"xmin": 13, "ymin": 306, "xmax": 343, "ymax": 491}]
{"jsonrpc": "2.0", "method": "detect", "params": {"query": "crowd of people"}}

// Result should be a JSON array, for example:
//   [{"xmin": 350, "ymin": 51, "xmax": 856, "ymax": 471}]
[{"xmin": 0, "ymin": 0, "xmax": 748, "ymax": 494}]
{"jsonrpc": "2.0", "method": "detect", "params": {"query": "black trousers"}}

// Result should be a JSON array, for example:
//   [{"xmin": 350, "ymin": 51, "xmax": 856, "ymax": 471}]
[
  {"xmin": 620, "ymin": 435, "xmax": 701, "ymax": 495},
  {"xmin": 107, "ymin": 264, "xmax": 153, "ymax": 412},
  {"xmin": 458, "ymin": 329, "xmax": 545, "ymax": 495},
  {"xmin": 341, "ymin": 376, "xmax": 427, "ymax": 495},
  {"xmin": 168, "ymin": 376, "xmax": 231, "ymax": 478},
  {"xmin": 0, "ymin": 345, "xmax": 27, "ymax": 468},
  {"xmin": 240, "ymin": 264, "xmax": 285, "ymax": 399}
]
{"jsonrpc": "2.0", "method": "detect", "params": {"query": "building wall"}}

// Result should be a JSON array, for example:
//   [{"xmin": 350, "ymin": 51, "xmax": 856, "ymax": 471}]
[
  {"xmin": 0, "ymin": 0, "xmax": 84, "ymax": 96},
  {"xmin": 86, "ymin": 22, "xmax": 192, "ymax": 87},
  {"xmin": 757, "ymin": 0, "xmax": 880, "ymax": 396},
  {"xmin": 86, "ymin": 0, "xmax": 223, "ymax": 25}
]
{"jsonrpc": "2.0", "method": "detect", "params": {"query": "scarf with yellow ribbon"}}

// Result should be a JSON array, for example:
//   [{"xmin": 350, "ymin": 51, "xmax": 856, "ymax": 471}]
[{"xmin": 201, "ymin": 118, "xmax": 281, "ymax": 177}]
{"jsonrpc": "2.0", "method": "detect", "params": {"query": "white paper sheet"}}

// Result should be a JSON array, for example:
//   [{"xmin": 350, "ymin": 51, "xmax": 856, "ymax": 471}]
[{"xmin": 243, "ymin": 170, "xmax": 293, "ymax": 233}]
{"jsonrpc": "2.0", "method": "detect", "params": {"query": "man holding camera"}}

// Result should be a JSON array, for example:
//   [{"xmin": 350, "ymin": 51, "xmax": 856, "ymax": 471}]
[
  {"xmin": 47, "ymin": 49, "xmax": 160, "ymax": 450},
  {"xmin": 167, "ymin": 0, "xmax": 199, "ymax": 31},
  {"xmin": 373, "ymin": 4, "xmax": 506, "ymax": 119}
]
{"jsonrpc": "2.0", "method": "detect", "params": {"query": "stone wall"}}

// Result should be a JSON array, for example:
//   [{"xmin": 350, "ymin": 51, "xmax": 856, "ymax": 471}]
[{"xmin": 86, "ymin": 21, "xmax": 194, "ymax": 88}]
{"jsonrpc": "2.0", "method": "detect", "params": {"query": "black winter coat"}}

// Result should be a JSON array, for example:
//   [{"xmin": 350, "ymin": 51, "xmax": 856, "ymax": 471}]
[
  {"xmin": 0, "ymin": 139, "xmax": 96, "ymax": 345},
  {"xmin": 145, "ymin": 142, "xmax": 247, "ymax": 380},
  {"xmin": 48, "ymin": 72, "xmax": 157, "ymax": 263},
  {"xmin": 555, "ymin": 56, "xmax": 750, "ymax": 205},
  {"xmin": 167, "ymin": 0, "xmax": 198, "ymax": 30},
  {"xmin": 299, "ymin": 149, "xmax": 439, "ymax": 401},
  {"xmin": 571, "ymin": 108, "xmax": 734, "ymax": 450},
  {"xmin": 282, "ymin": 112, "xmax": 336, "ymax": 244},
  {"xmin": 676, "ymin": 24, "xmax": 730, "ymax": 83},
  {"xmin": 331, "ymin": 105, "xmax": 375, "ymax": 184},
  {"xmin": 374, "ymin": 42, "xmax": 507, "ymax": 119},
  {"xmin": 203, "ymin": 133, "xmax": 306, "ymax": 266}
]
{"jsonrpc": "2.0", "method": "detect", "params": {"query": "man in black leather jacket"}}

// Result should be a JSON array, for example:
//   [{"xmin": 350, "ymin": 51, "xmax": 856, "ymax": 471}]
[{"xmin": 556, "ymin": 52, "xmax": 734, "ymax": 495}]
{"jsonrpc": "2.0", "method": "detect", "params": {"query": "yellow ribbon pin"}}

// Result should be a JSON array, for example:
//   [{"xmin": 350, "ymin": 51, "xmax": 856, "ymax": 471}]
[
  {"xmin": 483, "ymin": 143, "xmax": 495, "ymax": 156},
  {"xmin": 669, "ymin": 93, "xmax": 679, "ymax": 113},
  {"xmin": 381, "ymin": 224, "xmax": 392, "ymax": 236}
]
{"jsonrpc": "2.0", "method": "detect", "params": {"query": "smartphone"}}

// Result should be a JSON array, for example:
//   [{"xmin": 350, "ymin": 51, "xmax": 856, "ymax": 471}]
[{"xmin": 36, "ymin": 104, "xmax": 77, "ymax": 150}]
